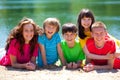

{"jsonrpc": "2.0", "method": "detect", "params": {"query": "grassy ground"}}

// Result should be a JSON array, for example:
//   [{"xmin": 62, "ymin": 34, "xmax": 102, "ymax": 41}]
[{"xmin": 0, "ymin": 66, "xmax": 120, "ymax": 80}]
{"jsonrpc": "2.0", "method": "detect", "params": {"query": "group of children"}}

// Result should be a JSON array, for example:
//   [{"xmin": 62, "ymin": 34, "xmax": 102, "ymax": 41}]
[{"xmin": 0, "ymin": 8, "xmax": 120, "ymax": 72}]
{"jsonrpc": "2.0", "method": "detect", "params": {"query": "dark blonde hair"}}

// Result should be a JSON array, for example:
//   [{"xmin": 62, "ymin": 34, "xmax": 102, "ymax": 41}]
[
  {"xmin": 91, "ymin": 21, "xmax": 106, "ymax": 31},
  {"xmin": 43, "ymin": 18, "xmax": 60, "ymax": 32},
  {"xmin": 5, "ymin": 17, "xmax": 43, "ymax": 55}
]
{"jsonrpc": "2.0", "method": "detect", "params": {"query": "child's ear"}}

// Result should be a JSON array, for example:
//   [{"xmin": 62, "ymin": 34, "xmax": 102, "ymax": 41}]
[
  {"xmin": 105, "ymin": 31, "xmax": 107, "ymax": 36},
  {"xmin": 62, "ymin": 34, "xmax": 64, "ymax": 37},
  {"xmin": 75, "ymin": 33, "xmax": 77, "ymax": 37},
  {"xmin": 91, "ymin": 32, "xmax": 94, "ymax": 37},
  {"xmin": 62, "ymin": 34, "xmax": 66, "ymax": 39}
]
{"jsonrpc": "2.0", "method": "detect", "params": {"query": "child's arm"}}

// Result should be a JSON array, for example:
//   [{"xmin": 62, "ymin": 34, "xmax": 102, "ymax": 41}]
[
  {"xmin": 83, "ymin": 59, "xmax": 113, "ymax": 72},
  {"xmin": 94, "ymin": 59, "xmax": 114, "ymax": 70},
  {"xmin": 57, "ymin": 43, "xmax": 66, "ymax": 66},
  {"xmin": 94, "ymin": 65, "xmax": 112, "ymax": 70},
  {"xmin": 10, "ymin": 54, "xmax": 26, "ymax": 68},
  {"xmin": 115, "ymin": 53, "xmax": 120, "ymax": 58},
  {"xmin": 83, "ymin": 45, "xmax": 114, "ymax": 59},
  {"xmin": 10, "ymin": 54, "xmax": 35, "ymax": 70},
  {"xmin": 30, "ymin": 56, "xmax": 37, "ymax": 65},
  {"xmin": 39, "ymin": 43, "xmax": 47, "ymax": 66}
]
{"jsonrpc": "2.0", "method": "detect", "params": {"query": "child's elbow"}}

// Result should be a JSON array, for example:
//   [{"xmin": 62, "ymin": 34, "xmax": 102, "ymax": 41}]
[{"xmin": 108, "ymin": 64, "xmax": 113, "ymax": 69}]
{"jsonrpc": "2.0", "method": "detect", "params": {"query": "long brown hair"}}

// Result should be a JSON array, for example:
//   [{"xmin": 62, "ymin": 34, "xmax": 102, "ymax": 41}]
[{"xmin": 5, "ymin": 17, "xmax": 43, "ymax": 56}]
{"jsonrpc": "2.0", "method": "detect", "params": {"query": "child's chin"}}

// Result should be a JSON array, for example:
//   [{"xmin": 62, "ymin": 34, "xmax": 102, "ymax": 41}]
[{"xmin": 67, "ymin": 42, "xmax": 73, "ymax": 44}]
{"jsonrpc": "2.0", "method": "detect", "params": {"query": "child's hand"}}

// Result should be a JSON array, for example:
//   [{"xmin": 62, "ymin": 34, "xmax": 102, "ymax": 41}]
[
  {"xmin": 72, "ymin": 62, "xmax": 78, "ymax": 69},
  {"xmin": 25, "ymin": 62, "xmax": 36, "ymax": 70},
  {"xmin": 115, "ymin": 53, "xmax": 120, "ymax": 58},
  {"xmin": 66, "ymin": 62, "xmax": 72, "ymax": 69},
  {"xmin": 106, "ymin": 53, "xmax": 114, "ymax": 59},
  {"xmin": 37, "ymin": 26, "xmax": 44, "ymax": 35},
  {"xmin": 83, "ymin": 63, "xmax": 94, "ymax": 72}
]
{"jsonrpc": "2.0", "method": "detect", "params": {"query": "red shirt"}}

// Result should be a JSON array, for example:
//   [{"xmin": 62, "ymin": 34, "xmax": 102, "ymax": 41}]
[{"xmin": 86, "ymin": 38, "xmax": 116, "ymax": 65}]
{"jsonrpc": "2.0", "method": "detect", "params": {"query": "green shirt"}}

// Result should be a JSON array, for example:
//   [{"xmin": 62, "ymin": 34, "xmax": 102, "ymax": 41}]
[{"xmin": 61, "ymin": 40, "xmax": 85, "ymax": 63}]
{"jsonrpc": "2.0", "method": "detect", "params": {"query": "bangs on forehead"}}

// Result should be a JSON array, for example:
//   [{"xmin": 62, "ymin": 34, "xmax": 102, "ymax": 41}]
[
  {"xmin": 46, "ymin": 22, "xmax": 58, "ymax": 26},
  {"xmin": 63, "ymin": 27, "xmax": 76, "ymax": 33},
  {"xmin": 43, "ymin": 18, "xmax": 60, "ymax": 32},
  {"xmin": 91, "ymin": 21, "xmax": 107, "ymax": 30},
  {"xmin": 82, "ymin": 13, "xmax": 93, "ymax": 18}
]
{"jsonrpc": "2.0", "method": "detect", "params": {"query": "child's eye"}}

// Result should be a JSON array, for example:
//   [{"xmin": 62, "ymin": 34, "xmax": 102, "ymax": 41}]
[
  {"xmin": 30, "ymin": 29, "xmax": 34, "ymax": 32},
  {"xmin": 24, "ymin": 30, "xmax": 28, "ymax": 32},
  {"xmin": 64, "ymin": 34, "xmax": 68, "ymax": 37},
  {"xmin": 88, "ymin": 18, "xmax": 92, "ymax": 21}
]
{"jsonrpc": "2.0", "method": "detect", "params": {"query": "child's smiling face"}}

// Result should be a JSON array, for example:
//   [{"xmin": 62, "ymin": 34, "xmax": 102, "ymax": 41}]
[
  {"xmin": 22, "ymin": 23, "xmax": 34, "ymax": 44},
  {"xmin": 44, "ymin": 24, "xmax": 57, "ymax": 39},
  {"xmin": 81, "ymin": 17, "xmax": 92, "ymax": 30},
  {"xmin": 92, "ymin": 27, "xmax": 107, "ymax": 48},
  {"xmin": 63, "ymin": 32, "xmax": 77, "ymax": 46}
]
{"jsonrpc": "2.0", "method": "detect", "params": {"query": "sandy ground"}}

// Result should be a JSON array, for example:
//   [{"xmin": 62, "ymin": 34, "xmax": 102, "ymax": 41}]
[
  {"xmin": 1, "ymin": 46, "xmax": 120, "ymax": 80},
  {"xmin": 0, "ymin": 66, "xmax": 120, "ymax": 80}
]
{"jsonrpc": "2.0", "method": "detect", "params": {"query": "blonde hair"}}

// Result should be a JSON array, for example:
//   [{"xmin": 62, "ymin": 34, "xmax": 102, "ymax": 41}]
[
  {"xmin": 91, "ymin": 21, "xmax": 106, "ymax": 31},
  {"xmin": 43, "ymin": 18, "xmax": 60, "ymax": 32}
]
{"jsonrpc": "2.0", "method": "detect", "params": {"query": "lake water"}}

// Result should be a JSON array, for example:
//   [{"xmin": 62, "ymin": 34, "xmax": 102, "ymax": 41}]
[{"xmin": 0, "ymin": 0, "xmax": 120, "ymax": 48}]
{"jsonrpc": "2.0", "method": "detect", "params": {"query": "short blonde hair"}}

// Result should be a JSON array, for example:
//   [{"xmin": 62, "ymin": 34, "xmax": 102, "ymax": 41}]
[
  {"xmin": 43, "ymin": 18, "xmax": 60, "ymax": 32},
  {"xmin": 91, "ymin": 21, "xmax": 106, "ymax": 31}
]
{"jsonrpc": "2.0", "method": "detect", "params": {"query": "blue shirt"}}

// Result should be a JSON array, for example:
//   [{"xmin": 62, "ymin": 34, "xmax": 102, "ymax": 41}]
[{"xmin": 37, "ymin": 33, "xmax": 61, "ymax": 67}]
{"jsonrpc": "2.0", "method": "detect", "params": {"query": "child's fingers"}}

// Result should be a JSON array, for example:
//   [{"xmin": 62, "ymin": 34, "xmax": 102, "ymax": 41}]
[
  {"xmin": 67, "ymin": 62, "xmax": 72, "ymax": 69},
  {"xmin": 25, "ymin": 62, "xmax": 36, "ymax": 70},
  {"xmin": 83, "ymin": 63, "xmax": 94, "ymax": 72},
  {"xmin": 72, "ymin": 62, "xmax": 78, "ymax": 69},
  {"xmin": 83, "ymin": 66, "xmax": 89, "ymax": 72}
]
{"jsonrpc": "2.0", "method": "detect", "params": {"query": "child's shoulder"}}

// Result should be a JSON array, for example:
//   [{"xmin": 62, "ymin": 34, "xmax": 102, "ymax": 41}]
[
  {"xmin": 53, "ymin": 32, "xmax": 60, "ymax": 37},
  {"xmin": 38, "ymin": 34, "xmax": 47, "ymax": 43},
  {"xmin": 86, "ymin": 38, "xmax": 95, "ymax": 46},
  {"xmin": 86, "ymin": 38, "xmax": 94, "ymax": 42},
  {"xmin": 61, "ymin": 40, "xmax": 66, "ymax": 44},
  {"xmin": 61, "ymin": 39, "xmax": 80, "ymax": 46},
  {"xmin": 11, "ymin": 38, "xmax": 17, "ymax": 42},
  {"xmin": 10, "ymin": 38, "xmax": 19, "ymax": 44},
  {"xmin": 105, "ymin": 37, "xmax": 115, "ymax": 46},
  {"xmin": 75, "ymin": 39, "xmax": 80, "ymax": 43},
  {"xmin": 9, "ymin": 38, "xmax": 20, "ymax": 47},
  {"xmin": 52, "ymin": 33, "xmax": 61, "ymax": 40}
]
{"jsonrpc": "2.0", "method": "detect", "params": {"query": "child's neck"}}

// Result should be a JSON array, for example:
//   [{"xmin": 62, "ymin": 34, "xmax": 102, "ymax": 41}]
[
  {"xmin": 25, "ymin": 41, "xmax": 29, "ymax": 44},
  {"xmin": 84, "ymin": 28, "xmax": 90, "ymax": 32},
  {"xmin": 67, "ymin": 42, "xmax": 75, "ymax": 48},
  {"xmin": 95, "ymin": 42, "xmax": 105, "ymax": 49},
  {"xmin": 47, "ymin": 36, "xmax": 52, "ymax": 39},
  {"xmin": 46, "ymin": 34, "xmax": 52, "ymax": 39}
]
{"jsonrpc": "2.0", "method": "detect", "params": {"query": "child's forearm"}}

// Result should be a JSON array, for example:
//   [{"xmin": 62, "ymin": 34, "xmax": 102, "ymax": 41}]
[
  {"xmin": 11, "ymin": 62, "xmax": 27, "ymax": 69},
  {"xmin": 10, "ymin": 54, "xmax": 27, "ymax": 69},
  {"xmin": 39, "ymin": 44, "xmax": 47, "ymax": 65},
  {"xmin": 41, "ymin": 54, "xmax": 47, "ymax": 65},
  {"xmin": 115, "ymin": 53, "xmax": 120, "ymax": 57},
  {"xmin": 94, "ymin": 59, "xmax": 113, "ymax": 70},
  {"xmin": 59, "ymin": 54, "xmax": 66, "ymax": 66},
  {"xmin": 57, "ymin": 44, "xmax": 66, "ymax": 65},
  {"xmin": 94, "ymin": 65, "xmax": 112, "ymax": 70},
  {"xmin": 87, "ymin": 54, "xmax": 110, "ymax": 59},
  {"xmin": 84, "ymin": 45, "xmax": 113, "ymax": 59}
]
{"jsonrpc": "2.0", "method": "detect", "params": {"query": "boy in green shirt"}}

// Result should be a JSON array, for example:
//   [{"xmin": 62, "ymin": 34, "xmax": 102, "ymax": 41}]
[{"xmin": 61, "ymin": 23, "xmax": 85, "ymax": 69}]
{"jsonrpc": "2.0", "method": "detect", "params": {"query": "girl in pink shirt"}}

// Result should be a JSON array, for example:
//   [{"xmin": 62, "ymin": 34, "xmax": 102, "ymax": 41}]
[{"xmin": 0, "ymin": 17, "xmax": 43, "ymax": 70}]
